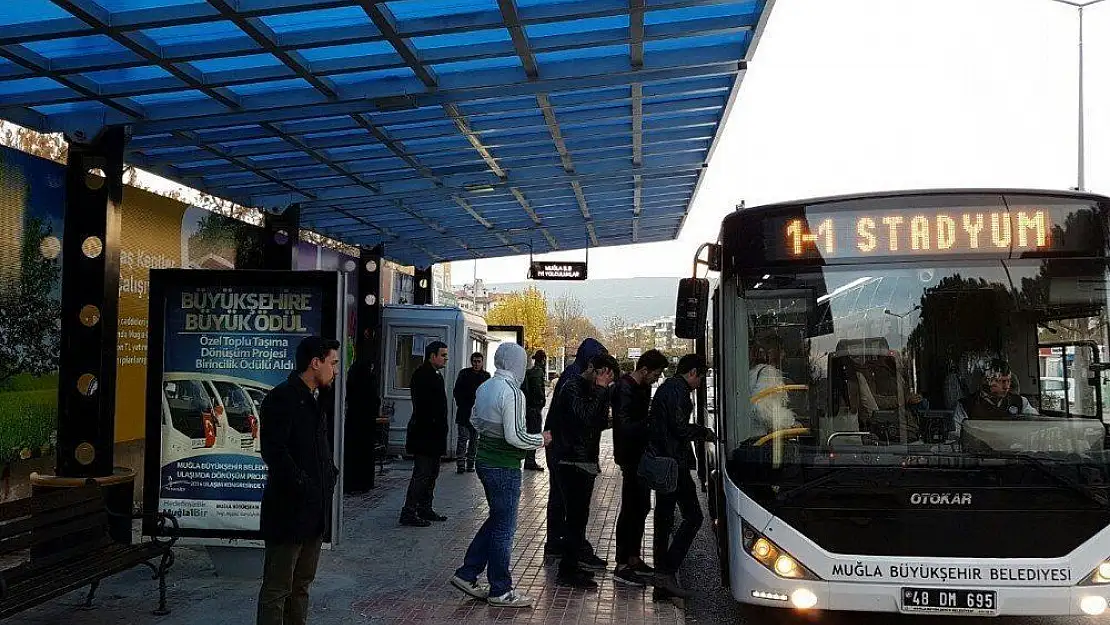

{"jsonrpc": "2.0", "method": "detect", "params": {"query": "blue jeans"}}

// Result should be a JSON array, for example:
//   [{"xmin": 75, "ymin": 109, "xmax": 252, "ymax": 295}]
[{"xmin": 455, "ymin": 464, "xmax": 521, "ymax": 597}]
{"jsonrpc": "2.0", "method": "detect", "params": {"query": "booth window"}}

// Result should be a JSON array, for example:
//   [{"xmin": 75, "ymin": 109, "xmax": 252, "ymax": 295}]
[{"xmin": 394, "ymin": 334, "xmax": 425, "ymax": 391}]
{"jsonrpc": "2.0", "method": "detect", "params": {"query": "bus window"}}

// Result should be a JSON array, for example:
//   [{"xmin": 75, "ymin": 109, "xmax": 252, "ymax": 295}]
[{"xmin": 727, "ymin": 258, "xmax": 1109, "ymax": 469}]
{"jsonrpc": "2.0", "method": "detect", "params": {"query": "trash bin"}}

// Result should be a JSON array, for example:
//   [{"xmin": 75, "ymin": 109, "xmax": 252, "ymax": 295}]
[{"xmin": 30, "ymin": 467, "xmax": 137, "ymax": 545}]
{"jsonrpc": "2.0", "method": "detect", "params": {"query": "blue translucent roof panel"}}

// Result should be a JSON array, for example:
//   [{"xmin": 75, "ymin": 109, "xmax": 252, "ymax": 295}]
[
  {"xmin": 23, "ymin": 35, "xmax": 129, "ymax": 59},
  {"xmin": 191, "ymin": 54, "xmax": 286, "ymax": 73},
  {"xmin": 0, "ymin": 0, "xmax": 773, "ymax": 266},
  {"xmin": 410, "ymin": 28, "xmax": 512, "ymax": 50},
  {"xmin": 0, "ymin": 0, "xmax": 72, "ymax": 24},
  {"xmin": 386, "ymin": 0, "xmax": 499, "ymax": 20},
  {"xmin": 525, "ymin": 15, "xmax": 629, "ymax": 39},
  {"xmin": 259, "ymin": 6, "xmax": 371, "ymax": 34}
]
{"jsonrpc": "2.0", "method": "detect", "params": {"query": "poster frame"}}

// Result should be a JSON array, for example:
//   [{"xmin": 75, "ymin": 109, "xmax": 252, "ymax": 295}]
[{"xmin": 142, "ymin": 269, "xmax": 341, "ymax": 542}]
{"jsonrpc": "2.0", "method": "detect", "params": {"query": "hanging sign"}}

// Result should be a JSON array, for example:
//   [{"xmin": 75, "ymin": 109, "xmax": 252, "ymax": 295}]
[{"xmin": 529, "ymin": 261, "xmax": 588, "ymax": 281}]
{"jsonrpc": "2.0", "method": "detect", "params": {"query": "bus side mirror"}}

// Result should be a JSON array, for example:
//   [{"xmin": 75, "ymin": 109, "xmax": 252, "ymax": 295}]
[{"xmin": 675, "ymin": 277, "xmax": 710, "ymax": 339}]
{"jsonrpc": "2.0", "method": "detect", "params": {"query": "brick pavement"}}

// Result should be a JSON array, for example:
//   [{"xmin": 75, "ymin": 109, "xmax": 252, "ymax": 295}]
[{"xmin": 14, "ymin": 432, "xmax": 683, "ymax": 625}]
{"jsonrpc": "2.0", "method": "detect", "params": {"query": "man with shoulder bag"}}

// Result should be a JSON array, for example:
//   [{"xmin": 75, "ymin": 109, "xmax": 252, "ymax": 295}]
[{"xmin": 645, "ymin": 354, "xmax": 716, "ymax": 600}]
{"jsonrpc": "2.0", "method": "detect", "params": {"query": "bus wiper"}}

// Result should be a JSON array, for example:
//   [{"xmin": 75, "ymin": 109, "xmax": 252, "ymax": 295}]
[
  {"xmin": 969, "ymin": 451, "xmax": 1108, "ymax": 508},
  {"xmin": 774, "ymin": 466, "xmax": 855, "ymax": 504}
]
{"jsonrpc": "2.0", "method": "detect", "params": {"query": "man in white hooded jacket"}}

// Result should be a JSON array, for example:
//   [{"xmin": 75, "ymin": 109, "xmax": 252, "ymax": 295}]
[{"xmin": 450, "ymin": 343, "xmax": 550, "ymax": 608}]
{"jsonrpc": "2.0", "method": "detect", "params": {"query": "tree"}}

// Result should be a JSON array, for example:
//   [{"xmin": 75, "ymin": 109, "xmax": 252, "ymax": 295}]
[
  {"xmin": 0, "ymin": 123, "xmax": 66, "ymax": 164},
  {"xmin": 0, "ymin": 217, "xmax": 61, "ymax": 385},
  {"xmin": 487, "ymin": 287, "xmax": 548, "ymax": 351}
]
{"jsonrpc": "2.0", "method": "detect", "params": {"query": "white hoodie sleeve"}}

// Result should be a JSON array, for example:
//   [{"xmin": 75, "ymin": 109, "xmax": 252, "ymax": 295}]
[
  {"xmin": 499, "ymin": 379, "xmax": 542, "ymax": 450},
  {"xmin": 493, "ymin": 343, "xmax": 544, "ymax": 451}
]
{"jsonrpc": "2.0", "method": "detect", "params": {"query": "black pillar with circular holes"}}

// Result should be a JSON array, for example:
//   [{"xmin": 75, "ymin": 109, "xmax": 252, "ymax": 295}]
[{"xmin": 55, "ymin": 126, "xmax": 125, "ymax": 480}]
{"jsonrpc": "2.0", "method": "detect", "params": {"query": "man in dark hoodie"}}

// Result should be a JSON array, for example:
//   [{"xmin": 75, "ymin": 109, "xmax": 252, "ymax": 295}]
[
  {"xmin": 542, "ymin": 338, "xmax": 608, "ymax": 565},
  {"xmin": 454, "ymin": 352, "xmax": 490, "ymax": 474},
  {"xmin": 549, "ymin": 352, "xmax": 621, "ymax": 589}
]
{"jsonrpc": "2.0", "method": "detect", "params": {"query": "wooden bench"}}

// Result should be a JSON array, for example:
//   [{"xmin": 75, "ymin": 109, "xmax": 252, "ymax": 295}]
[{"xmin": 0, "ymin": 482, "xmax": 178, "ymax": 619}]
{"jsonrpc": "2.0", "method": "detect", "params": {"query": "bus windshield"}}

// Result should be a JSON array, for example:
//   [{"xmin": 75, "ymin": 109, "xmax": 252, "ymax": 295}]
[{"xmin": 728, "ymin": 259, "xmax": 1110, "ymax": 469}]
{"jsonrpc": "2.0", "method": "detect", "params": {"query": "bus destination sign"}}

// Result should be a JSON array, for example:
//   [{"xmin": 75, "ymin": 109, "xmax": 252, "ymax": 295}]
[
  {"xmin": 766, "ymin": 204, "xmax": 1091, "ymax": 262},
  {"xmin": 530, "ymin": 261, "xmax": 588, "ymax": 281}
]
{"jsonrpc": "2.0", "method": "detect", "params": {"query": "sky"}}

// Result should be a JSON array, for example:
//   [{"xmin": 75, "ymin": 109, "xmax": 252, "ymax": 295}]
[{"xmin": 451, "ymin": 0, "xmax": 1110, "ymax": 286}]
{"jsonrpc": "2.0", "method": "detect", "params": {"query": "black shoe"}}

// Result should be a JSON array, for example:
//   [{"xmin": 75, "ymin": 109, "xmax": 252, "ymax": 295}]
[
  {"xmin": 523, "ymin": 462, "xmax": 544, "ymax": 471},
  {"xmin": 652, "ymin": 573, "xmax": 691, "ymax": 599},
  {"xmin": 579, "ymin": 553, "xmax": 607, "ymax": 571},
  {"xmin": 419, "ymin": 510, "xmax": 448, "ymax": 522},
  {"xmin": 556, "ymin": 573, "xmax": 599, "ymax": 590},
  {"xmin": 613, "ymin": 565, "xmax": 647, "ymax": 587},
  {"xmin": 630, "ymin": 561, "xmax": 656, "ymax": 577},
  {"xmin": 466, "ymin": 465, "xmax": 476, "ymax": 473},
  {"xmin": 456, "ymin": 466, "xmax": 466, "ymax": 474},
  {"xmin": 400, "ymin": 515, "xmax": 431, "ymax": 527}
]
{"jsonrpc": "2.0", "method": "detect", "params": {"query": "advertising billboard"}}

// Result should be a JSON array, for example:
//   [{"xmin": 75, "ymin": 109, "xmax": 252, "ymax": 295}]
[{"xmin": 143, "ymin": 269, "xmax": 340, "ymax": 541}]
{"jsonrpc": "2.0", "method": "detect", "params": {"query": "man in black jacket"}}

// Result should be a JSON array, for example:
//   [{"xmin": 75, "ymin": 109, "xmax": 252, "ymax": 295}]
[
  {"xmin": 543, "ymin": 338, "xmax": 608, "ymax": 564},
  {"xmin": 521, "ymin": 350, "xmax": 547, "ymax": 471},
  {"xmin": 647, "ymin": 354, "xmax": 715, "ymax": 600},
  {"xmin": 549, "ymin": 353, "xmax": 620, "ymax": 589},
  {"xmin": 258, "ymin": 336, "xmax": 341, "ymax": 625},
  {"xmin": 400, "ymin": 340, "xmax": 450, "ymax": 527},
  {"xmin": 454, "ymin": 352, "xmax": 490, "ymax": 474},
  {"xmin": 611, "ymin": 349, "xmax": 668, "ymax": 586}
]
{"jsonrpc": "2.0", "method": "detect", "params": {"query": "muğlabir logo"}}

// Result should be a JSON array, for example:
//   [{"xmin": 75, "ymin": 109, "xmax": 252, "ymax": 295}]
[{"xmin": 910, "ymin": 492, "xmax": 972, "ymax": 506}]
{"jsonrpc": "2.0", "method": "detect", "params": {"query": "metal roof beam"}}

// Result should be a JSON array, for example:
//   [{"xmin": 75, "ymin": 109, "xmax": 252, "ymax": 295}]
[
  {"xmin": 362, "ymin": 3, "xmax": 509, "ymax": 190},
  {"xmin": 0, "ymin": 14, "xmax": 754, "ymax": 85},
  {"xmin": 45, "ymin": 0, "xmax": 245, "ymax": 111},
  {"xmin": 223, "ymin": 144, "xmax": 709, "ymax": 202},
  {"xmin": 510, "ymin": 187, "xmax": 557, "ymax": 249},
  {"xmin": 538, "ymin": 93, "xmax": 574, "ymax": 174},
  {"xmin": 0, "ymin": 0, "xmax": 743, "ymax": 47},
  {"xmin": 499, "ymin": 0, "xmax": 539, "ymax": 80},
  {"xmin": 92, "ymin": 61, "xmax": 745, "ymax": 133},
  {"xmin": 359, "ymin": 2, "xmax": 438, "ymax": 88},
  {"xmin": 153, "ymin": 123, "xmax": 714, "ymax": 176},
  {"xmin": 280, "ymin": 162, "xmax": 705, "ymax": 210}
]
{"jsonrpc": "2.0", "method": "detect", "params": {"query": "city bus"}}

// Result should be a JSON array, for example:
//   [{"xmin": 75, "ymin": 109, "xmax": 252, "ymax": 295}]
[{"xmin": 687, "ymin": 189, "xmax": 1110, "ymax": 617}]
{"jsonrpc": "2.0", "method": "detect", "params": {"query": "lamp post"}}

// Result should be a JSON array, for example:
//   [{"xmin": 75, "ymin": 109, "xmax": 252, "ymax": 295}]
[{"xmin": 1048, "ymin": 0, "xmax": 1109, "ymax": 191}]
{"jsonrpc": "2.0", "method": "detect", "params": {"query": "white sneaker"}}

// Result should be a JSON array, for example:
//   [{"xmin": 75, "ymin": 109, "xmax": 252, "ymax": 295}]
[
  {"xmin": 450, "ymin": 575, "xmax": 490, "ymax": 599},
  {"xmin": 488, "ymin": 589, "xmax": 534, "ymax": 608}
]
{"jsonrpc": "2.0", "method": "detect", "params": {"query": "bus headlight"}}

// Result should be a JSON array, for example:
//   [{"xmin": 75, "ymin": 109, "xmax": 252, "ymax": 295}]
[
  {"xmin": 1081, "ymin": 560, "xmax": 1110, "ymax": 585},
  {"xmin": 742, "ymin": 521, "xmax": 820, "ymax": 580}
]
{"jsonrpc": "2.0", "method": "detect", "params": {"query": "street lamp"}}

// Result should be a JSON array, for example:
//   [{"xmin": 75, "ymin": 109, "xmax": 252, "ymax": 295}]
[
  {"xmin": 884, "ymin": 305, "xmax": 921, "ymax": 351},
  {"xmin": 1048, "ymin": 0, "xmax": 1109, "ymax": 191}
]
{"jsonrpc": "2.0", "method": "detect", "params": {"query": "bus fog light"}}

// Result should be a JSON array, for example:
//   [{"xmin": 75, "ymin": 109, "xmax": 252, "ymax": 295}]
[
  {"xmin": 1080, "ymin": 595, "xmax": 1107, "ymax": 616},
  {"xmin": 791, "ymin": 588, "xmax": 818, "ymax": 610}
]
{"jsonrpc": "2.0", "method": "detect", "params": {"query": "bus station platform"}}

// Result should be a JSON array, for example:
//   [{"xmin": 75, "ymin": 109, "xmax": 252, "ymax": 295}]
[{"xmin": 16, "ymin": 434, "xmax": 684, "ymax": 625}]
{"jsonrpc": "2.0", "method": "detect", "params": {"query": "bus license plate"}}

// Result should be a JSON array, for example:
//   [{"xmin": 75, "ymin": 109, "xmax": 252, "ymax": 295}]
[{"xmin": 901, "ymin": 588, "xmax": 997, "ymax": 614}]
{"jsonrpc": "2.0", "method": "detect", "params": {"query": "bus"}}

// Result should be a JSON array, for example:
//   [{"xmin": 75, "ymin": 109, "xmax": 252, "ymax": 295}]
[{"xmin": 686, "ymin": 189, "xmax": 1110, "ymax": 617}]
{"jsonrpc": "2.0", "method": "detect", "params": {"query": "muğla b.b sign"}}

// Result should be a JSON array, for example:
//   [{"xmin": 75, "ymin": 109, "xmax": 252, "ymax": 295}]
[{"xmin": 529, "ymin": 261, "xmax": 587, "ymax": 281}]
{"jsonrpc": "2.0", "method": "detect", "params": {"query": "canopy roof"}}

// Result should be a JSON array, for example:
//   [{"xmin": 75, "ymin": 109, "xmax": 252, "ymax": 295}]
[{"xmin": 0, "ymin": 0, "xmax": 774, "ymax": 266}]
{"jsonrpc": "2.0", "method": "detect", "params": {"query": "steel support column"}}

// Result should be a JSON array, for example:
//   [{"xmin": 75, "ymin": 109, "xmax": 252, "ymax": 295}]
[
  {"xmin": 261, "ymin": 204, "xmax": 300, "ymax": 270},
  {"xmin": 413, "ymin": 266, "xmax": 433, "ymax": 305},
  {"xmin": 347, "ymin": 244, "xmax": 384, "ymax": 491},
  {"xmin": 54, "ymin": 126, "xmax": 125, "ymax": 478}
]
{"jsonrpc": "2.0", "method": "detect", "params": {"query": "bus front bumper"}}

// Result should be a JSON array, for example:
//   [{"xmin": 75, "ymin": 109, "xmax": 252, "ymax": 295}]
[{"xmin": 735, "ymin": 559, "xmax": 1107, "ymax": 616}]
